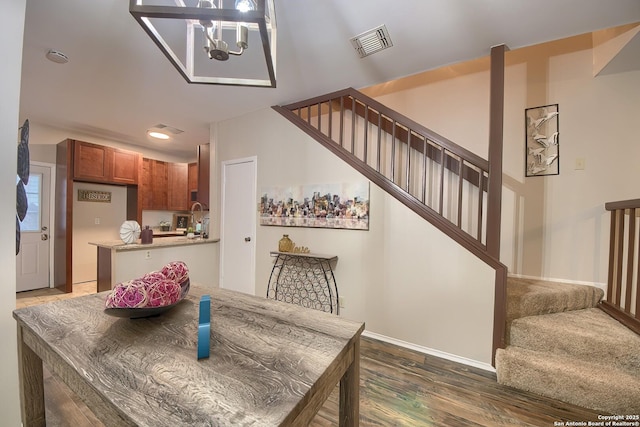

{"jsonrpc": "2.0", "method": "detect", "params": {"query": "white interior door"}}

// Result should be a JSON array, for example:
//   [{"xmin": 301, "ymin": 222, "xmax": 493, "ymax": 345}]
[
  {"xmin": 220, "ymin": 157, "xmax": 256, "ymax": 295},
  {"xmin": 16, "ymin": 163, "xmax": 52, "ymax": 292}
]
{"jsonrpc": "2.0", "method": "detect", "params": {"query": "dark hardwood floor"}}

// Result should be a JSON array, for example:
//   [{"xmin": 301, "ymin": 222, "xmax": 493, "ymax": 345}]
[
  {"xmin": 39, "ymin": 337, "xmax": 602, "ymax": 427},
  {"xmin": 19, "ymin": 286, "xmax": 602, "ymax": 426},
  {"xmin": 311, "ymin": 337, "xmax": 603, "ymax": 426}
]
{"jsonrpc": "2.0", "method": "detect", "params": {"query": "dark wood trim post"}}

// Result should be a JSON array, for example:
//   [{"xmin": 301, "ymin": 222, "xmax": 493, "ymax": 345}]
[{"xmin": 486, "ymin": 44, "xmax": 507, "ymax": 259}]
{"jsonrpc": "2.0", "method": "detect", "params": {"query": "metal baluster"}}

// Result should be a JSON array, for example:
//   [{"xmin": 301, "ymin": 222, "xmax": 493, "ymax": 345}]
[
  {"xmin": 457, "ymin": 156, "xmax": 464, "ymax": 228},
  {"xmin": 439, "ymin": 149, "xmax": 445, "ymax": 216},
  {"xmin": 351, "ymin": 98, "xmax": 356, "ymax": 154},
  {"xmin": 390, "ymin": 120, "xmax": 396, "ymax": 184},
  {"xmin": 405, "ymin": 130, "xmax": 411, "ymax": 192},
  {"xmin": 363, "ymin": 105, "xmax": 369, "ymax": 164},
  {"xmin": 376, "ymin": 112, "xmax": 382, "ymax": 173},
  {"xmin": 339, "ymin": 96, "xmax": 344, "ymax": 149},
  {"xmin": 477, "ymin": 170, "xmax": 485, "ymax": 242},
  {"xmin": 422, "ymin": 137, "xmax": 427, "ymax": 204},
  {"xmin": 328, "ymin": 98, "xmax": 333, "ymax": 142},
  {"xmin": 625, "ymin": 208, "xmax": 636, "ymax": 313}
]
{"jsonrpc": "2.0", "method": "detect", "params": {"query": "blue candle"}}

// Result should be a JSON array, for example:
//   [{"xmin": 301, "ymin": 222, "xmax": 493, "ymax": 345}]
[{"xmin": 197, "ymin": 295, "xmax": 211, "ymax": 360}]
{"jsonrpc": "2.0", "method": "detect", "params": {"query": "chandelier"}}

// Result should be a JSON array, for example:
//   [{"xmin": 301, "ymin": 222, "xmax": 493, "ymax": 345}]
[{"xmin": 129, "ymin": 0, "xmax": 277, "ymax": 87}]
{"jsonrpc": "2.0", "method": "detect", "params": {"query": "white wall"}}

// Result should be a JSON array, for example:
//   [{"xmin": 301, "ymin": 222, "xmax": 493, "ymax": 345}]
[
  {"xmin": 213, "ymin": 108, "xmax": 497, "ymax": 366},
  {"xmin": 1, "ymin": 0, "xmax": 27, "ymax": 424},
  {"xmin": 113, "ymin": 242, "xmax": 219, "ymax": 287},
  {"xmin": 365, "ymin": 33, "xmax": 640, "ymax": 287}
]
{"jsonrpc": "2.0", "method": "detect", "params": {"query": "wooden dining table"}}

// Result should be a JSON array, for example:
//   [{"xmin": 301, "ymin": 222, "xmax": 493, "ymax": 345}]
[{"xmin": 13, "ymin": 283, "xmax": 364, "ymax": 426}]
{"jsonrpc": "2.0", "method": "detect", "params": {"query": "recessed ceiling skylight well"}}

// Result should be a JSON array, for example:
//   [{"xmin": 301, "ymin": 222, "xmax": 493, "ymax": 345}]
[{"xmin": 350, "ymin": 24, "xmax": 393, "ymax": 58}]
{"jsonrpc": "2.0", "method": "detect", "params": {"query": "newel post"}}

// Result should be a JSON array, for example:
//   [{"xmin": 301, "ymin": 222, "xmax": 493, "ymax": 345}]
[{"xmin": 486, "ymin": 44, "xmax": 507, "ymax": 259}]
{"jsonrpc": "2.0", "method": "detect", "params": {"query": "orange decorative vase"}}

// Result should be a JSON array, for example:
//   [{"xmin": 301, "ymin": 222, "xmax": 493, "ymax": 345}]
[{"xmin": 278, "ymin": 234, "xmax": 294, "ymax": 252}]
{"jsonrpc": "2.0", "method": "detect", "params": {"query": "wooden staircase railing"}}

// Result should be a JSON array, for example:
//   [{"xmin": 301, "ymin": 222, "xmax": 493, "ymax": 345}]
[
  {"xmin": 273, "ymin": 86, "xmax": 507, "ymax": 362},
  {"xmin": 602, "ymin": 198, "xmax": 640, "ymax": 335},
  {"xmin": 274, "ymin": 88, "xmax": 491, "ymax": 251}
]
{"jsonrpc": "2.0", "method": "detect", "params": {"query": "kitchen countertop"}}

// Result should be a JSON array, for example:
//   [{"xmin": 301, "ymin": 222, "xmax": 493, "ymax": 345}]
[
  {"xmin": 89, "ymin": 236, "xmax": 220, "ymax": 251},
  {"xmin": 152, "ymin": 230, "xmax": 187, "ymax": 237}
]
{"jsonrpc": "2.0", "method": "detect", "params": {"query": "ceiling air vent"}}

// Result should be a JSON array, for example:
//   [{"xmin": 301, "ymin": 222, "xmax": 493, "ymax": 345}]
[
  {"xmin": 152, "ymin": 123, "xmax": 184, "ymax": 135},
  {"xmin": 350, "ymin": 24, "xmax": 393, "ymax": 58}
]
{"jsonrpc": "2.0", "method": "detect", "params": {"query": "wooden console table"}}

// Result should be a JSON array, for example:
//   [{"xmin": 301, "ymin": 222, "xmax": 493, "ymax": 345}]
[
  {"xmin": 267, "ymin": 251, "xmax": 339, "ymax": 315},
  {"xmin": 14, "ymin": 284, "xmax": 364, "ymax": 426}
]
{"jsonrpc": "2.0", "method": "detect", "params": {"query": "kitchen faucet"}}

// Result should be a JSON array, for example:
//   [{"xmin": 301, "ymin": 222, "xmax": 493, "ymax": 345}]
[{"xmin": 191, "ymin": 202, "xmax": 203, "ymax": 235}]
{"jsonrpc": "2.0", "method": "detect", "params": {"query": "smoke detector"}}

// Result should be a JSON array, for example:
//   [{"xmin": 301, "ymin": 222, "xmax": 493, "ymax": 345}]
[
  {"xmin": 350, "ymin": 25, "xmax": 393, "ymax": 58},
  {"xmin": 45, "ymin": 49, "xmax": 69, "ymax": 64}
]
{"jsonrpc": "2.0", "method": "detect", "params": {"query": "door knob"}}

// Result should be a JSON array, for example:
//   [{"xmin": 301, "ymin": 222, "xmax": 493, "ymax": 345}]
[
  {"xmin": 41, "ymin": 234, "xmax": 49, "ymax": 241},
  {"xmin": 244, "ymin": 237, "xmax": 251, "ymax": 242},
  {"xmin": 42, "ymin": 226, "xmax": 48, "ymax": 231}
]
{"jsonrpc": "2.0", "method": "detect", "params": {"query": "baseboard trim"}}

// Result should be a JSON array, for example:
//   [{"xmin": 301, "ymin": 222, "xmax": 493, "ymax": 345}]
[
  {"xmin": 363, "ymin": 330, "xmax": 496, "ymax": 373},
  {"xmin": 508, "ymin": 273, "xmax": 607, "ymax": 293}
]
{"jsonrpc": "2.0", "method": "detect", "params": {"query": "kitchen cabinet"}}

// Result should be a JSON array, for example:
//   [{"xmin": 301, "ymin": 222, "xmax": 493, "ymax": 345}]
[
  {"xmin": 112, "ymin": 148, "xmax": 140, "ymax": 185},
  {"xmin": 73, "ymin": 140, "xmax": 140, "ymax": 185},
  {"xmin": 197, "ymin": 144, "xmax": 210, "ymax": 208},
  {"xmin": 168, "ymin": 162, "xmax": 188, "ymax": 211},
  {"xmin": 141, "ymin": 159, "xmax": 189, "ymax": 211},
  {"xmin": 141, "ymin": 158, "xmax": 168, "ymax": 210},
  {"xmin": 188, "ymin": 162, "xmax": 198, "ymax": 203}
]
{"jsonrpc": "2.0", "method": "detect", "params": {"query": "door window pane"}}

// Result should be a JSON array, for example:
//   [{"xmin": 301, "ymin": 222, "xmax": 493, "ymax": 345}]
[{"xmin": 20, "ymin": 173, "xmax": 42, "ymax": 232}]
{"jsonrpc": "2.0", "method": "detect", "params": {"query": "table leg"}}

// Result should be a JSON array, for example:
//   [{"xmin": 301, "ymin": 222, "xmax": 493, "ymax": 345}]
[
  {"xmin": 17, "ymin": 325, "xmax": 45, "ymax": 427},
  {"xmin": 339, "ymin": 338, "xmax": 360, "ymax": 426}
]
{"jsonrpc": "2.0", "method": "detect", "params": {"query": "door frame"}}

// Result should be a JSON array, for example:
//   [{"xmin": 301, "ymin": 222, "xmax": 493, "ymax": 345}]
[
  {"xmin": 26, "ymin": 161, "xmax": 56, "ymax": 289},
  {"xmin": 219, "ymin": 156, "xmax": 257, "ymax": 292}
]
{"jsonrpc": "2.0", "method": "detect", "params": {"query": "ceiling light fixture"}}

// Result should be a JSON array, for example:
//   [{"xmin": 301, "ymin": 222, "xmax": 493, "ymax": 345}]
[
  {"xmin": 148, "ymin": 130, "xmax": 171, "ymax": 140},
  {"xmin": 129, "ymin": 0, "xmax": 277, "ymax": 87}
]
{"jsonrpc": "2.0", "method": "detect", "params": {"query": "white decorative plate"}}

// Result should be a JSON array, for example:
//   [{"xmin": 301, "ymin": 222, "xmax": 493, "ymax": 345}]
[{"xmin": 119, "ymin": 220, "xmax": 141, "ymax": 244}]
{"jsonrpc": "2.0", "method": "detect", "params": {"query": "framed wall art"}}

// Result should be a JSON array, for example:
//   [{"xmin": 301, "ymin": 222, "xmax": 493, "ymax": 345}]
[
  {"xmin": 173, "ymin": 213, "xmax": 191, "ymax": 231},
  {"xmin": 525, "ymin": 104, "xmax": 559, "ymax": 177},
  {"xmin": 77, "ymin": 189, "xmax": 112, "ymax": 203},
  {"xmin": 259, "ymin": 182, "xmax": 370, "ymax": 230}
]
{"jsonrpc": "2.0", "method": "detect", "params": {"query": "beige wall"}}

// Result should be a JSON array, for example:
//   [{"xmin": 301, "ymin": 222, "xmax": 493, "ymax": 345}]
[
  {"xmin": 72, "ymin": 183, "xmax": 127, "ymax": 283},
  {"xmin": 211, "ymin": 29, "xmax": 639, "ymax": 366},
  {"xmin": 213, "ymin": 108, "xmax": 497, "ymax": 366},
  {"xmin": 364, "ymin": 33, "xmax": 640, "ymax": 288},
  {"xmin": 1, "ymin": 0, "xmax": 26, "ymax": 424}
]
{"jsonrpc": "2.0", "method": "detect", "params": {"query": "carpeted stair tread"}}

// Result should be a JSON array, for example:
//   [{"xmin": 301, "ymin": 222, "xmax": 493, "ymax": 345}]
[
  {"xmin": 507, "ymin": 277, "xmax": 603, "ymax": 322},
  {"xmin": 509, "ymin": 308, "xmax": 640, "ymax": 375},
  {"xmin": 495, "ymin": 346, "xmax": 640, "ymax": 414}
]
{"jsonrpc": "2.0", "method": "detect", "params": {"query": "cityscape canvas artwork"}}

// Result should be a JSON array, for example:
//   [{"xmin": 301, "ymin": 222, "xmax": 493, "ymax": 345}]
[{"xmin": 259, "ymin": 182, "xmax": 370, "ymax": 230}]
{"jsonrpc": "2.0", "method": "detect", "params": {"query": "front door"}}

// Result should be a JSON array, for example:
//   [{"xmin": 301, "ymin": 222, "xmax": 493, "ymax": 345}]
[
  {"xmin": 16, "ymin": 163, "xmax": 52, "ymax": 292},
  {"xmin": 220, "ymin": 157, "xmax": 256, "ymax": 295}
]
